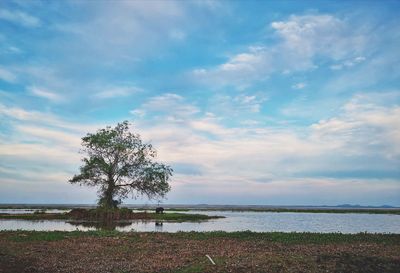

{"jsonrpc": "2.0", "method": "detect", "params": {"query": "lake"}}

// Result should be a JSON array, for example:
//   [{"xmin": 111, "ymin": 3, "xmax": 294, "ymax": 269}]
[{"xmin": 1, "ymin": 210, "xmax": 399, "ymax": 233}]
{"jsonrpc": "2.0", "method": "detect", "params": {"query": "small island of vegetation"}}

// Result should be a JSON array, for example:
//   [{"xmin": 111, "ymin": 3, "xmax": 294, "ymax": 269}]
[{"xmin": 0, "ymin": 208, "xmax": 222, "ymax": 222}]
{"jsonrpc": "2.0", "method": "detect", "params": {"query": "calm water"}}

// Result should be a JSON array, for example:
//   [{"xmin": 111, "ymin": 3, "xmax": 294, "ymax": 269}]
[{"xmin": 1, "ymin": 210, "xmax": 399, "ymax": 233}]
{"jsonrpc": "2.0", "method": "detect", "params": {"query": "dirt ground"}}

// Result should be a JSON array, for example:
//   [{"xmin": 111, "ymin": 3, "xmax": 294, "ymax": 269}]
[{"xmin": 1, "ymin": 232, "xmax": 399, "ymax": 273}]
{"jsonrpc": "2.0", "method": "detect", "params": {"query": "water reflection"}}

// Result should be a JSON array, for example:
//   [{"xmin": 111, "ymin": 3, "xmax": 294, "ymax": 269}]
[
  {"xmin": 1, "ymin": 211, "xmax": 400, "ymax": 233},
  {"xmin": 155, "ymin": 221, "xmax": 164, "ymax": 232},
  {"xmin": 67, "ymin": 220, "xmax": 133, "ymax": 231},
  {"xmin": 67, "ymin": 220, "xmax": 166, "ymax": 231}
]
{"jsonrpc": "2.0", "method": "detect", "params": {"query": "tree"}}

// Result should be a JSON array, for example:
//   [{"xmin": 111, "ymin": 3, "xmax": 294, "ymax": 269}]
[{"xmin": 69, "ymin": 121, "xmax": 172, "ymax": 209}]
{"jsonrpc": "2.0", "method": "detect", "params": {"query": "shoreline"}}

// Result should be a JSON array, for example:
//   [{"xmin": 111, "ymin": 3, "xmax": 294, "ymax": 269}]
[
  {"xmin": 2, "ymin": 230, "xmax": 400, "ymax": 241},
  {"xmin": 1, "ymin": 205, "xmax": 399, "ymax": 215}
]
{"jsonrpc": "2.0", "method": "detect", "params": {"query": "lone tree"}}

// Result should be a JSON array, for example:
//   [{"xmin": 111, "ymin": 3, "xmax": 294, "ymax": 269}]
[{"xmin": 69, "ymin": 121, "xmax": 172, "ymax": 209}]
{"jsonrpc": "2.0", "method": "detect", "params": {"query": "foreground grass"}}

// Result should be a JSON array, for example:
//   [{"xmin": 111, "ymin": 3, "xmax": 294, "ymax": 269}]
[
  {"xmin": 1, "ymin": 230, "xmax": 399, "ymax": 273},
  {"xmin": 2, "ymin": 230, "xmax": 399, "ymax": 244},
  {"xmin": 4, "ymin": 230, "xmax": 120, "ymax": 242}
]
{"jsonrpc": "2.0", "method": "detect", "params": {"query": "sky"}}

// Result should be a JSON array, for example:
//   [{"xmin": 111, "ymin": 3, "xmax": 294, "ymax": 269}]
[{"xmin": 0, "ymin": 0, "xmax": 399, "ymax": 206}]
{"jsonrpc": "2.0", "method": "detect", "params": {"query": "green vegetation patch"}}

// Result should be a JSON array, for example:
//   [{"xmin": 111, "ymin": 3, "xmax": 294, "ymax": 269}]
[
  {"xmin": 5, "ymin": 230, "xmax": 120, "ymax": 242},
  {"xmin": 171, "ymin": 230, "xmax": 400, "ymax": 245},
  {"xmin": 2, "ymin": 230, "xmax": 399, "ymax": 245},
  {"xmin": 0, "ymin": 213, "xmax": 69, "ymax": 220},
  {"xmin": 151, "ymin": 212, "xmax": 223, "ymax": 222},
  {"xmin": 133, "ymin": 208, "xmax": 191, "ymax": 212},
  {"xmin": 174, "ymin": 263, "xmax": 206, "ymax": 273}
]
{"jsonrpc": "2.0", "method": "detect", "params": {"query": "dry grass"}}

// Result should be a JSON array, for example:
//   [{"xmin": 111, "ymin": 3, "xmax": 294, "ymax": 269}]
[{"xmin": 0, "ymin": 231, "xmax": 399, "ymax": 273}]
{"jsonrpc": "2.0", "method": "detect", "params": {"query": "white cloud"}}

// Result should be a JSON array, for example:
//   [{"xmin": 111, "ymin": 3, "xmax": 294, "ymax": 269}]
[
  {"xmin": 133, "ymin": 93, "xmax": 200, "ymax": 121},
  {"xmin": 0, "ymin": 9, "xmax": 41, "ymax": 27},
  {"xmin": 15, "ymin": 125, "xmax": 82, "ymax": 148},
  {"xmin": 193, "ymin": 14, "xmax": 370, "ymax": 87},
  {"xmin": 240, "ymin": 120, "xmax": 260, "ymax": 126},
  {"xmin": 169, "ymin": 29, "xmax": 186, "ymax": 40},
  {"xmin": 211, "ymin": 93, "xmax": 268, "ymax": 115},
  {"xmin": 0, "ymin": 103, "xmax": 59, "ymax": 124},
  {"xmin": 94, "ymin": 86, "xmax": 142, "ymax": 99},
  {"xmin": 0, "ymin": 67, "xmax": 17, "ymax": 83},
  {"xmin": 271, "ymin": 14, "xmax": 352, "ymax": 61},
  {"xmin": 311, "ymin": 92, "xmax": 400, "ymax": 157},
  {"xmin": 29, "ymin": 86, "xmax": 64, "ymax": 102},
  {"xmin": 0, "ymin": 105, "xmax": 103, "ymax": 203},
  {"xmin": 130, "ymin": 109, "xmax": 146, "ymax": 117},
  {"xmin": 192, "ymin": 46, "xmax": 272, "ymax": 88},
  {"xmin": 0, "ymin": 103, "xmax": 100, "ymax": 133},
  {"xmin": 0, "ymin": 143, "xmax": 79, "ymax": 165},
  {"xmin": 168, "ymin": 175, "xmax": 400, "ymax": 205},
  {"xmin": 330, "ymin": 56, "xmax": 366, "ymax": 70},
  {"xmin": 291, "ymin": 82, "xmax": 306, "ymax": 89},
  {"xmin": 135, "ymin": 92, "xmax": 400, "ymax": 189},
  {"xmin": 7, "ymin": 46, "xmax": 22, "ymax": 54}
]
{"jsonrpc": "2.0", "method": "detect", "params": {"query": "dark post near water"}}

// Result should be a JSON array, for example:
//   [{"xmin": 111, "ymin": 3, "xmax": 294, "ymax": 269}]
[{"xmin": 69, "ymin": 121, "xmax": 173, "ymax": 209}]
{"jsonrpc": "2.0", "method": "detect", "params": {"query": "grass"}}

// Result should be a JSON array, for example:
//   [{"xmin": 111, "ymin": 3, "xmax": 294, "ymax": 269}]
[
  {"xmin": 2, "ymin": 230, "xmax": 399, "ymax": 273},
  {"xmin": 134, "ymin": 207, "xmax": 191, "ymax": 212},
  {"xmin": 0, "ymin": 213, "xmax": 70, "ymax": 220},
  {"xmin": 151, "ymin": 212, "xmax": 222, "ymax": 221},
  {"xmin": 3, "ymin": 230, "xmax": 399, "ymax": 244},
  {"xmin": 174, "ymin": 263, "xmax": 206, "ymax": 273},
  {"xmin": 6, "ymin": 230, "xmax": 120, "ymax": 242},
  {"xmin": 0, "ymin": 205, "xmax": 72, "ymax": 210},
  {"xmin": 172, "ymin": 230, "xmax": 400, "ymax": 244}
]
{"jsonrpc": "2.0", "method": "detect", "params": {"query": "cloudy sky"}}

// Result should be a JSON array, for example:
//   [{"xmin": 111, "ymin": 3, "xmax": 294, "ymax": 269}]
[{"xmin": 0, "ymin": 0, "xmax": 399, "ymax": 206}]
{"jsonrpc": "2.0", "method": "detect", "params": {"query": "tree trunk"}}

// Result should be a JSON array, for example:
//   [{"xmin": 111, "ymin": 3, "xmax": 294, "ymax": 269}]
[
  {"xmin": 104, "ymin": 187, "xmax": 115, "ymax": 209},
  {"xmin": 100, "ymin": 179, "xmax": 117, "ymax": 209}
]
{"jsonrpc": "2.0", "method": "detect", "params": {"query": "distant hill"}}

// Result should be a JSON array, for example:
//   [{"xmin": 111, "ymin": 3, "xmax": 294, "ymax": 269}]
[{"xmin": 336, "ymin": 204, "xmax": 395, "ymax": 208}]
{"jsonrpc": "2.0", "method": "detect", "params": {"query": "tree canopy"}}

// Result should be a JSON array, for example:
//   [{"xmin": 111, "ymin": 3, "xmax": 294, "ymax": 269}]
[{"xmin": 69, "ymin": 121, "xmax": 172, "ymax": 209}]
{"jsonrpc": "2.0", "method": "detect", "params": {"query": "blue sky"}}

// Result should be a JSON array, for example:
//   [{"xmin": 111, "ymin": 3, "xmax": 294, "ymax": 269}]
[{"xmin": 0, "ymin": 0, "xmax": 399, "ymax": 205}]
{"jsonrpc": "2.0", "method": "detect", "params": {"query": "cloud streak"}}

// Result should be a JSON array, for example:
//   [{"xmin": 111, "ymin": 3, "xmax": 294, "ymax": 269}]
[
  {"xmin": 0, "ymin": 9, "xmax": 41, "ymax": 28},
  {"xmin": 29, "ymin": 86, "xmax": 65, "ymax": 103},
  {"xmin": 0, "ymin": 67, "xmax": 17, "ymax": 83}
]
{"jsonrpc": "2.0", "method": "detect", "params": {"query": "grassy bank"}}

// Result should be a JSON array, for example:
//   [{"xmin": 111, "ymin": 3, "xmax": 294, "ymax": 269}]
[
  {"xmin": 0, "ymin": 213, "xmax": 69, "ymax": 220},
  {"xmin": 2, "ymin": 230, "xmax": 400, "ymax": 244},
  {"xmin": 1, "ymin": 230, "xmax": 399, "ymax": 273}
]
